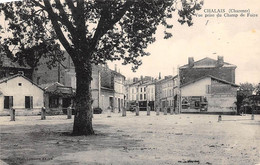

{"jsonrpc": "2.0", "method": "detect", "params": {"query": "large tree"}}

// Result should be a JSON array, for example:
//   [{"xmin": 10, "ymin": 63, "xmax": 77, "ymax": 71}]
[{"xmin": 0, "ymin": 0, "xmax": 203, "ymax": 135}]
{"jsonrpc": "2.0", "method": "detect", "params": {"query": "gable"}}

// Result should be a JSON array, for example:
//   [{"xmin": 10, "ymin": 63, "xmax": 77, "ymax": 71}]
[
  {"xmin": 0, "ymin": 76, "xmax": 44, "ymax": 97},
  {"xmin": 180, "ymin": 57, "xmax": 236, "ymax": 69}
]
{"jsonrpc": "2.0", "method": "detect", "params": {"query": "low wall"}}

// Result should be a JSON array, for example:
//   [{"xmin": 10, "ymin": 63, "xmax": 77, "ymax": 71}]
[{"xmin": 0, "ymin": 108, "xmax": 41, "ymax": 116}]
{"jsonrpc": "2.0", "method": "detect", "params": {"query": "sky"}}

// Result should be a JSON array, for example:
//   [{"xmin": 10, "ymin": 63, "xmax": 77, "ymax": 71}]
[
  {"xmin": 0, "ymin": 0, "xmax": 260, "ymax": 84},
  {"xmin": 107, "ymin": 0, "xmax": 260, "ymax": 85}
]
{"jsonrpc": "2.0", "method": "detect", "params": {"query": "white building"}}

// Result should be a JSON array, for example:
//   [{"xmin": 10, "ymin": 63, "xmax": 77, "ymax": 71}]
[
  {"xmin": 0, "ymin": 74, "xmax": 44, "ymax": 115},
  {"xmin": 180, "ymin": 75, "xmax": 239, "ymax": 114},
  {"xmin": 126, "ymin": 79, "xmax": 156, "ymax": 111}
]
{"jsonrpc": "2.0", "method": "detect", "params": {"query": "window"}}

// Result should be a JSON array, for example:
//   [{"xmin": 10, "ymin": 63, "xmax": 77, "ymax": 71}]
[
  {"xmin": 49, "ymin": 96, "xmax": 59, "ymax": 108},
  {"xmin": 140, "ymin": 88, "xmax": 142, "ymax": 92},
  {"xmin": 4, "ymin": 96, "xmax": 13, "ymax": 109},
  {"xmin": 140, "ymin": 94, "xmax": 143, "ymax": 100},
  {"xmin": 25, "ymin": 96, "xmax": 33, "ymax": 109},
  {"xmin": 144, "ymin": 94, "xmax": 146, "ymax": 100},
  {"xmin": 18, "ymin": 83, "xmax": 22, "ymax": 86},
  {"xmin": 144, "ymin": 87, "xmax": 146, "ymax": 92}
]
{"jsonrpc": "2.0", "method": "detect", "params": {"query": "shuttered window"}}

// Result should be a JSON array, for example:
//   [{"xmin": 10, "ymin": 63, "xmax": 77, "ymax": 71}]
[
  {"xmin": 25, "ymin": 96, "xmax": 33, "ymax": 109},
  {"xmin": 4, "ymin": 96, "xmax": 13, "ymax": 109}
]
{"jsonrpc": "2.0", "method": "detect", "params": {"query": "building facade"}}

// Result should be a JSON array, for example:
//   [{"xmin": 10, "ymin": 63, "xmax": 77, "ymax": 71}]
[
  {"xmin": 33, "ymin": 52, "xmax": 125, "ymax": 113},
  {"xmin": 180, "ymin": 75, "xmax": 239, "ymax": 114},
  {"xmin": 126, "ymin": 77, "xmax": 155, "ymax": 111},
  {"xmin": 0, "ymin": 74, "xmax": 44, "ymax": 115},
  {"xmin": 179, "ymin": 56, "xmax": 236, "ymax": 85}
]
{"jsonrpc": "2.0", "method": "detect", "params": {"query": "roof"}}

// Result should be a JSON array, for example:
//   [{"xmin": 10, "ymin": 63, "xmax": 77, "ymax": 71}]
[
  {"xmin": 0, "ymin": 53, "xmax": 31, "ymax": 69},
  {"xmin": 180, "ymin": 75, "xmax": 240, "ymax": 88},
  {"xmin": 0, "ymin": 74, "xmax": 44, "ymax": 90},
  {"xmin": 39, "ymin": 82, "xmax": 64, "ymax": 90},
  {"xmin": 180, "ymin": 57, "xmax": 237, "ymax": 69},
  {"xmin": 41, "ymin": 82, "xmax": 74, "ymax": 95}
]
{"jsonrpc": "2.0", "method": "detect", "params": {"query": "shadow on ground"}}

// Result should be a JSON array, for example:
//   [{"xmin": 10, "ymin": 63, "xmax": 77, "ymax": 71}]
[{"xmin": 0, "ymin": 123, "xmax": 141, "ymax": 165}]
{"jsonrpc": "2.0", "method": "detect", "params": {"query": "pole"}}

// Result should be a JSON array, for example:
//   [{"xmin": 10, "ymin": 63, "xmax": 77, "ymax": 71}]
[
  {"xmin": 156, "ymin": 106, "xmax": 160, "ymax": 115},
  {"xmin": 107, "ymin": 106, "xmax": 111, "ymax": 118},
  {"xmin": 170, "ymin": 107, "xmax": 174, "ymax": 115},
  {"xmin": 41, "ymin": 107, "xmax": 46, "ymax": 120},
  {"xmin": 67, "ymin": 106, "xmax": 72, "ymax": 119},
  {"xmin": 147, "ymin": 105, "xmax": 150, "ymax": 116},
  {"xmin": 164, "ymin": 107, "xmax": 167, "ymax": 115},
  {"xmin": 122, "ymin": 107, "xmax": 126, "ymax": 117},
  {"xmin": 136, "ymin": 103, "xmax": 139, "ymax": 116},
  {"xmin": 10, "ymin": 108, "xmax": 15, "ymax": 121}
]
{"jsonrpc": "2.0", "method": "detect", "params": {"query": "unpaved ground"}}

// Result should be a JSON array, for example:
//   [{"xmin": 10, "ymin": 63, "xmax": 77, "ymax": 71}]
[{"xmin": 0, "ymin": 112, "xmax": 260, "ymax": 165}]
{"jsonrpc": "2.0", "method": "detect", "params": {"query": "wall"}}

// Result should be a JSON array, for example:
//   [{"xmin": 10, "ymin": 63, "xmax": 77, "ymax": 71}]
[
  {"xmin": 181, "ymin": 77, "xmax": 237, "ymax": 113},
  {"xmin": 0, "ymin": 76, "xmax": 44, "ymax": 115},
  {"xmin": 181, "ymin": 77, "xmax": 211, "ymax": 96},
  {"xmin": 180, "ymin": 67, "xmax": 235, "ymax": 85}
]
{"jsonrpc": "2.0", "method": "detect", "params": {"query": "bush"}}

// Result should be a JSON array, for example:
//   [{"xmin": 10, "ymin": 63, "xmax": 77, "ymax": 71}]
[{"xmin": 93, "ymin": 107, "xmax": 102, "ymax": 114}]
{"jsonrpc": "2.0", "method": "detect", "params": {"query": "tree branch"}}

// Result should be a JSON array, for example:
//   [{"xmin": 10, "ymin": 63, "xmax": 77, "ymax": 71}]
[
  {"xmin": 31, "ymin": 0, "xmax": 46, "ymax": 10},
  {"xmin": 90, "ymin": 0, "xmax": 133, "ymax": 52},
  {"xmin": 54, "ymin": 0, "xmax": 77, "ymax": 42},
  {"xmin": 65, "ymin": 0, "xmax": 77, "ymax": 21},
  {"xmin": 43, "ymin": 0, "xmax": 74, "ymax": 56}
]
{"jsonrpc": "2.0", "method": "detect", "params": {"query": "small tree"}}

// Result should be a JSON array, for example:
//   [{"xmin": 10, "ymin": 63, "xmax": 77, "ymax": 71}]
[
  {"xmin": 237, "ymin": 82, "xmax": 255, "ymax": 113},
  {"xmin": 0, "ymin": 0, "xmax": 203, "ymax": 135}
]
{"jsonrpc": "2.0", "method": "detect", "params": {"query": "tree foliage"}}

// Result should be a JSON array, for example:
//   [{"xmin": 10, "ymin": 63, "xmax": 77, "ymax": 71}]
[
  {"xmin": 0, "ymin": 0, "xmax": 203, "ymax": 135},
  {"xmin": 0, "ymin": 0, "xmax": 203, "ymax": 70}
]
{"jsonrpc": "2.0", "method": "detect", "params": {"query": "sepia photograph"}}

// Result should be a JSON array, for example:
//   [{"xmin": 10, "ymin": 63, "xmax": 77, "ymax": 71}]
[{"xmin": 0, "ymin": 0, "xmax": 259, "ymax": 164}]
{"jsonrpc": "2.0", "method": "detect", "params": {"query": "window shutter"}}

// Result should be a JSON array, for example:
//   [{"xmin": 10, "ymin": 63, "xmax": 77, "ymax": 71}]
[
  {"xmin": 30, "ymin": 96, "xmax": 33, "ymax": 109},
  {"xmin": 25, "ymin": 96, "xmax": 30, "ymax": 109},
  {"xmin": 9, "ymin": 96, "xmax": 13, "ymax": 108},
  {"xmin": 4, "ymin": 96, "xmax": 9, "ymax": 109}
]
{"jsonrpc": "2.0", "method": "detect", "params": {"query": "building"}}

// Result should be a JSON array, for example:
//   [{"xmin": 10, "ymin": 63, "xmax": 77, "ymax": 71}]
[
  {"xmin": 0, "ymin": 74, "xmax": 44, "ymax": 115},
  {"xmin": 33, "ymin": 52, "xmax": 126, "ymax": 113},
  {"xmin": 126, "ymin": 77, "xmax": 155, "ymax": 111},
  {"xmin": 178, "ymin": 56, "xmax": 239, "ymax": 114},
  {"xmin": 40, "ymin": 82, "xmax": 74, "ymax": 115},
  {"xmin": 180, "ymin": 75, "xmax": 239, "ymax": 114},
  {"xmin": 179, "ymin": 56, "xmax": 236, "ymax": 85},
  {"xmin": 155, "ymin": 75, "xmax": 178, "ymax": 112},
  {"xmin": 0, "ymin": 52, "xmax": 33, "ymax": 80}
]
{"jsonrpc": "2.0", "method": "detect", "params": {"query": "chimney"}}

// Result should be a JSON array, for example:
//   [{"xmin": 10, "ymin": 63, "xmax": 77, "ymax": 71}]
[
  {"xmin": 159, "ymin": 72, "xmax": 161, "ymax": 79},
  {"xmin": 114, "ymin": 64, "xmax": 117, "ymax": 72},
  {"xmin": 141, "ymin": 75, "xmax": 143, "ymax": 83},
  {"xmin": 217, "ymin": 56, "xmax": 224, "ymax": 67},
  {"xmin": 188, "ymin": 57, "xmax": 194, "ymax": 67}
]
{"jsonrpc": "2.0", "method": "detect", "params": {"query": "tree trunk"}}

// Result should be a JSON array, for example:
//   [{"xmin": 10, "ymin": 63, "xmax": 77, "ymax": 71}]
[{"xmin": 72, "ymin": 59, "xmax": 94, "ymax": 135}]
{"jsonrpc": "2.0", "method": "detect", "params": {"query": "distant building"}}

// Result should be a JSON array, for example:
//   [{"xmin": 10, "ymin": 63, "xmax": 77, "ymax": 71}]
[
  {"xmin": 33, "ymin": 52, "xmax": 125, "ymax": 113},
  {"xmin": 39, "ymin": 82, "xmax": 74, "ymax": 115},
  {"xmin": 178, "ymin": 56, "xmax": 239, "ymax": 114},
  {"xmin": 126, "ymin": 77, "xmax": 155, "ymax": 111},
  {"xmin": 179, "ymin": 56, "xmax": 236, "ymax": 85},
  {"xmin": 0, "ymin": 74, "xmax": 44, "ymax": 115},
  {"xmin": 0, "ymin": 52, "xmax": 33, "ymax": 80},
  {"xmin": 180, "ymin": 75, "xmax": 239, "ymax": 114},
  {"xmin": 155, "ymin": 75, "xmax": 177, "ymax": 112}
]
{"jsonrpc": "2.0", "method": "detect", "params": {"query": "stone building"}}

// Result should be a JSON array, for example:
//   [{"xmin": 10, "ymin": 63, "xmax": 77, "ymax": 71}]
[
  {"xmin": 33, "ymin": 52, "xmax": 125, "ymax": 113},
  {"xmin": 179, "ymin": 56, "xmax": 239, "ymax": 114},
  {"xmin": 179, "ymin": 56, "xmax": 236, "ymax": 85},
  {"xmin": 126, "ymin": 77, "xmax": 155, "ymax": 111},
  {"xmin": 155, "ymin": 75, "xmax": 178, "ymax": 112}
]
